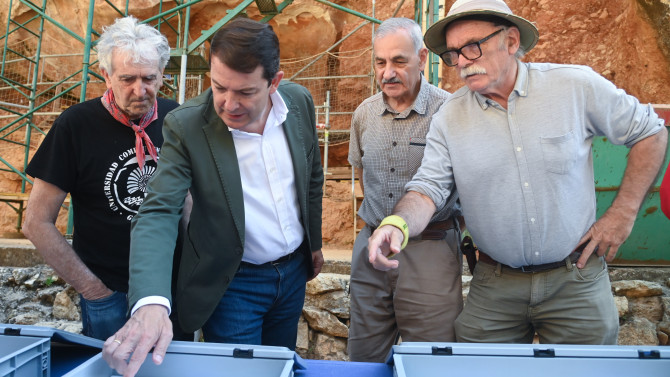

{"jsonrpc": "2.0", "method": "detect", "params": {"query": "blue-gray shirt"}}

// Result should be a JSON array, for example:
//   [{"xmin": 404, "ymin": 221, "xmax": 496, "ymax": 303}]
[{"xmin": 407, "ymin": 61, "xmax": 664, "ymax": 267}]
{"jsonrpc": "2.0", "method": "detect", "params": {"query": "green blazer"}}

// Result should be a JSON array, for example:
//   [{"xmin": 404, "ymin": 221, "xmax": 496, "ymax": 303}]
[{"xmin": 128, "ymin": 81, "xmax": 323, "ymax": 332}]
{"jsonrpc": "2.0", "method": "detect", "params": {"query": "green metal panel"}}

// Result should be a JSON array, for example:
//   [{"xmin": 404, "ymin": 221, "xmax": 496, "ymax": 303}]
[{"xmin": 592, "ymin": 125, "xmax": 670, "ymax": 266}]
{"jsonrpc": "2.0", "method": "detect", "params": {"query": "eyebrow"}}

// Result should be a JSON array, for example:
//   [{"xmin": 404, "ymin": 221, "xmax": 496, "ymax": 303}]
[
  {"xmin": 375, "ymin": 54, "xmax": 410, "ymax": 61},
  {"xmin": 446, "ymin": 36, "xmax": 483, "ymax": 50},
  {"xmin": 210, "ymin": 78, "xmax": 257, "ymax": 92}
]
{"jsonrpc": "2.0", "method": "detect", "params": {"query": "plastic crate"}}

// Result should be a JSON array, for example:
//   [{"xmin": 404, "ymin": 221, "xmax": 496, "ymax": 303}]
[
  {"xmin": 64, "ymin": 341, "xmax": 301, "ymax": 377},
  {"xmin": 0, "ymin": 334, "xmax": 50, "ymax": 377},
  {"xmin": 390, "ymin": 342, "xmax": 670, "ymax": 377},
  {"xmin": 0, "ymin": 324, "xmax": 103, "ymax": 376}
]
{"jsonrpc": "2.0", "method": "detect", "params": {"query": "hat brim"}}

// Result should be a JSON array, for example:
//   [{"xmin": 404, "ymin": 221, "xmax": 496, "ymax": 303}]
[{"xmin": 424, "ymin": 10, "xmax": 539, "ymax": 56}]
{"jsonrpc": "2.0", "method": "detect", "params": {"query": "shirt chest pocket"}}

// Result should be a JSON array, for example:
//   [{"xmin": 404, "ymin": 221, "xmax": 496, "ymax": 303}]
[
  {"xmin": 408, "ymin": 137, "xmax": 427, "ymax": 174},
  {"xmin": 540, "ymin": 130, "xmax": 579, "ymax": 175}
]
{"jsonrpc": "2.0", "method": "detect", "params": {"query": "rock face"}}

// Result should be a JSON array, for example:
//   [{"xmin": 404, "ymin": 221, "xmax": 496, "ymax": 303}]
[{"xmin": 0, "ymin": 1, "xmax": 668, "ymax": 245}]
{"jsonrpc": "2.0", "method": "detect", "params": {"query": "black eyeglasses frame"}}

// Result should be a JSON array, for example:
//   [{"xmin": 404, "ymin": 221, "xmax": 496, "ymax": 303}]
[{"xmin": 439, "ymin": 29, "xmax": 505, "ymax": 67}]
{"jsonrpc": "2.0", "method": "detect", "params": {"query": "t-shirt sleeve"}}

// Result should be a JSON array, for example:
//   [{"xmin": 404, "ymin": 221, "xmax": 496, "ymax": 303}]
[{"xmin": 26, "ymin": 116, "xmax": 78, "ymax": 193}]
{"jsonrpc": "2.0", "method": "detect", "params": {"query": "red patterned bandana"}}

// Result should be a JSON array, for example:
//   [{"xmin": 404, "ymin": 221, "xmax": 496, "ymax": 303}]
[{"xmin": 101, "ymin": 89, "xmax": 158, "ymax": 171}]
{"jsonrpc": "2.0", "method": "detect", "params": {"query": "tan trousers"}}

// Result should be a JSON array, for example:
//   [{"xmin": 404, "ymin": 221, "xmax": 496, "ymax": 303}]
[
  {"xmin": 455, "ymin": 253, "xmax": 619, "ymax": 344},
  {"xmin": 347, "ymin": 225, "xmax": 463, "ymax": 362}
]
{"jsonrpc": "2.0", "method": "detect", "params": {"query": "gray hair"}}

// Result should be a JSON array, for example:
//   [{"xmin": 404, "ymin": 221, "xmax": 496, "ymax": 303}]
[
  {"xmin": 96, "ymin": 16, "xmax": 170, "ymax": 74},
  {"xmin": 374, "ymin": 17, "xmax": 424, "ymax": 55}
]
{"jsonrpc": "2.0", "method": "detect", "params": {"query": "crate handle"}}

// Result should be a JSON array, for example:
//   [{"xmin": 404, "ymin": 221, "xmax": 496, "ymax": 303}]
[
  {"xmin": 431, "ymin": 346, "xmax": 453, "ymax": 356},
  {"xmin": 638, "ymin": 350, "xmax": 660, "ymax": 359},
  {"xmin": 233, "ymin": 348, "xmax": 254, "ymax": 359},
  {"xmin": 3, "ymin": 327, "xmax": 21, "ymax": 336},
  {"xmin": 533, "ymin": 348, "xmax": 555, "ymax": 357}
]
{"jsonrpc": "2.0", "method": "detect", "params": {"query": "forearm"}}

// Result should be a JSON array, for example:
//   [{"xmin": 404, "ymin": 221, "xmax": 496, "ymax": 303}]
[
  {"xmin": 23, "ymin": 179, "xmax": 109, "ymax": 299},
  {"xmin": 610, "ymin": 129, "xmax": 668, "ymax": 217},
  {"xmin": 393, "ymin": 191, "xmax": 436, "ymax": 237},
  {"xmin": 26, "ymin": 222, "xmax": 108, "ymax": 298}
]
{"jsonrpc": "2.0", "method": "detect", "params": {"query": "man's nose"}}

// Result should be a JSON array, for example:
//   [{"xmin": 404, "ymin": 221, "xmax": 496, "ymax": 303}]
[
  {"xmin": 132, "ymin": 79, "xmax": 147, "ymax": 96},
  {"xmin": 457, "ymin": 53, "xmax": 474, "ymax": 68},
  {"xmin": 223, "ymin": 94, "xmax": 239, "ymax": 112},
  {"xmin": 383, "ymin": 66, "xmax": 397, "ymax": 80}
]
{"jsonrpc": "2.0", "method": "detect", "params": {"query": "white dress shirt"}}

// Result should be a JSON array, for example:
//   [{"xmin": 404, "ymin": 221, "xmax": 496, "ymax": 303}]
[{"xmin": 230, "ymin": 90, "xmax": 304, "ymax": 264}]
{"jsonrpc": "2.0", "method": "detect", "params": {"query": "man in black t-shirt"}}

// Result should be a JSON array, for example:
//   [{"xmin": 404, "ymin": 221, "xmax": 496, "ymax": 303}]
[{"xmin": 23, "ymin": 16, "xmax": 187, "ymax": 341}]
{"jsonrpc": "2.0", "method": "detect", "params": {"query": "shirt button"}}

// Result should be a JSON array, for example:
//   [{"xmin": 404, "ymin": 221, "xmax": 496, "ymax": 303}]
[
  {"xmin": 390, "ymin": 168, "xmax": 395, "ymax": 173},
  {"xmin": 388, "ymin": 193, "xmax": 393, "ymax": 198},
  {"xmin": 535, "ymin": 252, "xmax": 539, "ymax": 256},
  {"xmin": 516, "ymin": 147, "xmax": 522, "ymax": 152},
  {"xmin": 524, "ymin": 182, "xmax": 529, "ymax": 187},
  {"xmin": 392, "ymin": 141, "xmax": 397, "ymax": 147},
  {"xmin": 530, "ymin": 218, "xmax": 535, "ymax": 223}
]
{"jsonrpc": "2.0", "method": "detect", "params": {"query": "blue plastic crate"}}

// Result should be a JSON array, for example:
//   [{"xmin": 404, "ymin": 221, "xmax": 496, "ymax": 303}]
[{"xmin": 0, "ymin": 334, "xmax": 50, "ymax": 377}]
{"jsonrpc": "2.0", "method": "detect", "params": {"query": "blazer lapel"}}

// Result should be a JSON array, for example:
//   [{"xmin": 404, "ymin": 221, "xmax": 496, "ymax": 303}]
[
  {"xmin": 201, "ymin": 96, "xmax": 245, "ymax": 246},
  {"xmin": 282, "ymin": 100, "xmax": 308, "ymax": 220}
]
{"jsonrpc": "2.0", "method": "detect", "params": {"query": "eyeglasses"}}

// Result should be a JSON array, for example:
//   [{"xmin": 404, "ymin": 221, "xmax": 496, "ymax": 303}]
[{"xmin": 440, "ymin": 29, "xmax": 504, "ymax": 67}]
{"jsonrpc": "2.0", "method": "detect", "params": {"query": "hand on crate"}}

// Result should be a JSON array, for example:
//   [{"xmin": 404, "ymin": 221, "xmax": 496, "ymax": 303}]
[{"xmin": 102, "ymin": 304, "xmax": 173, "ymax": 377}]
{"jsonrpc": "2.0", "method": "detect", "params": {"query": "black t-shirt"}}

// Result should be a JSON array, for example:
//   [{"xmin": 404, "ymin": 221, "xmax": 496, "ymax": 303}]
[{"xmin": 26, "ymin": 97, "xmax": 180, "ymax": 292}]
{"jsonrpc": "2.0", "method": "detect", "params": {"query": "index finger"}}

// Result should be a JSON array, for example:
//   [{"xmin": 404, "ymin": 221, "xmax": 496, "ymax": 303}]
[
  {"xmin": 368, "ymin": 231, "xmax": 384, "ymax": 264},
  {"xmin": 575, "ymin": 240, "xmax": 598, "ymax": 269}
]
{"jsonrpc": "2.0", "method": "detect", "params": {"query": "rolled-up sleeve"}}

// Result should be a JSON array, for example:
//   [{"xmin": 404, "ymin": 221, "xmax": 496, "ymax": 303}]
[{"xmin": 404, "ymin": 104, "xmax": 455, "ymax": 212}]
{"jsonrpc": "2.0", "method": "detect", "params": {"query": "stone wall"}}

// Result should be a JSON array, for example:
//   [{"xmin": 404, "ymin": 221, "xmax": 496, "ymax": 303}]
[{"xmin": 2, "ymin": 260, "xmax": 669, "ymax": 361}]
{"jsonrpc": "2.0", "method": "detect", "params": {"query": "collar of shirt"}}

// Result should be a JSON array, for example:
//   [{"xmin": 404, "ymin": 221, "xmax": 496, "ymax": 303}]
[
  {"xmin": 228, "ymin": 90, "xmax": 288, "ymax": 134},
  {"xmin": 375, "ymin": 76, "xmax": 432, "ymax": 118},
  {"xmin": 473, "ymin": 59, "xmax": 530, "ymax": 110}
]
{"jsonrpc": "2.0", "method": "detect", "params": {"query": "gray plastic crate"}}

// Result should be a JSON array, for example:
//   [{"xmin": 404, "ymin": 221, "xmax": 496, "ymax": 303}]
[
  {"xmin": 64, "ymin": 341, "xmax": 300, "ymax": 377},
  {"xmin": 390, "ymin": 342, "xmax": 670, "ymax": 377},
  {"xmin": 0, "ymin": 323, "xmax": 103, "ymax": 376},
  {"xmin": 0, "ymin": 334, "xmax": 50, "ymax": 377},
  {"xmin": 0, "ymin": 324, "xmax": 102, "ymax": 349}
]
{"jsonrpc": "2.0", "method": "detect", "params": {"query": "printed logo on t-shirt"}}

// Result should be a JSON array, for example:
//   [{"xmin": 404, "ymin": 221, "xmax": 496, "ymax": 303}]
[{"xmin": 103, "ymin": 147, "xmax": 159, "ymax": 221}]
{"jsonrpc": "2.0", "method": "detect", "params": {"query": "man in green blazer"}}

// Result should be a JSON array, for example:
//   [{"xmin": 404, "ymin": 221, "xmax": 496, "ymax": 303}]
[{"xmin": 102, "ymin": 18, "xmax": 323, "ymax": 376}]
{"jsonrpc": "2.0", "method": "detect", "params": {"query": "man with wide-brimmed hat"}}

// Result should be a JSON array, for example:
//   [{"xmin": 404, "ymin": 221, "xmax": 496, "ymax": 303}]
[{"xmin": 366, "ymin": 0, "xmax": 667, "ymax": 344}]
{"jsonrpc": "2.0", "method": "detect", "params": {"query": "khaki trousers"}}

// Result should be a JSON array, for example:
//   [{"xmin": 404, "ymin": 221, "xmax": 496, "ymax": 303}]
[
  {"xmin": 347, "ymin": 225, "xmax": 463, "ymax": 362},
  {"xmin": 455, "ymin": 252, "xmax": 619, "ymax": 344}
]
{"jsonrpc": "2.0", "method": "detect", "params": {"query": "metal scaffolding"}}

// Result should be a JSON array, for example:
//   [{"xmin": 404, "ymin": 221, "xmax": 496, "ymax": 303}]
[{"xmin": 0, "ymin": 0, "xmax": 442, "ymax": 235}]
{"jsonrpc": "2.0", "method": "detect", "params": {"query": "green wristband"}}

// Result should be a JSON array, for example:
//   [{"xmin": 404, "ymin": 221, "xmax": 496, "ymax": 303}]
[{"xmin": 378, "ymin": 215, "xmax": 409, "ymax": 250}]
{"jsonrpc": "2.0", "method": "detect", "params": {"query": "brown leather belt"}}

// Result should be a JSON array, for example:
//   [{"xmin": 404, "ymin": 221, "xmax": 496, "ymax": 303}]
[
  {"xmin": 478, "ymin": 242, "xmax": 588, "ymax": 273},
  {"xmin": 415, "ymin": 218, "xmax": 457, "ymax": 240}
]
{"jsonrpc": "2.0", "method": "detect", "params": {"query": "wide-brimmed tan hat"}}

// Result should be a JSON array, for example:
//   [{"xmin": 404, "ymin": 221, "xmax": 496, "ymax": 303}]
[{"xmin": 424, "ymin": 0, "xmax": 539, "ymax": 55}]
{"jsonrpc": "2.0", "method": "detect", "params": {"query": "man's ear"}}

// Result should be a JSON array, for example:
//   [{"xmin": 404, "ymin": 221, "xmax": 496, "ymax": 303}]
[
  {"xmin": 507, "ymin": 27, "xmax": 521, "ymax": 54},
  {"xmin": 101, "ymin": 68, "xmax": 113, "ymax": 89},
  {"xmin": 269, "ymin": 71, "xmax": 284, "ymax": 94},
  {"xmin": 418, "ymin": 47, "xmax": 429, "ymax": 69}
]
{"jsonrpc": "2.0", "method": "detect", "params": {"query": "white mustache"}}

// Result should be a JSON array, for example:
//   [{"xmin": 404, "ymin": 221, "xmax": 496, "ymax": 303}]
[
  {"xmin": 382, "ymin": 78, "xmax": 402, "ymax": 84},
  {"xmin": 460, "ymin": 65, "xmax": 487, "ymax": 79}
]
